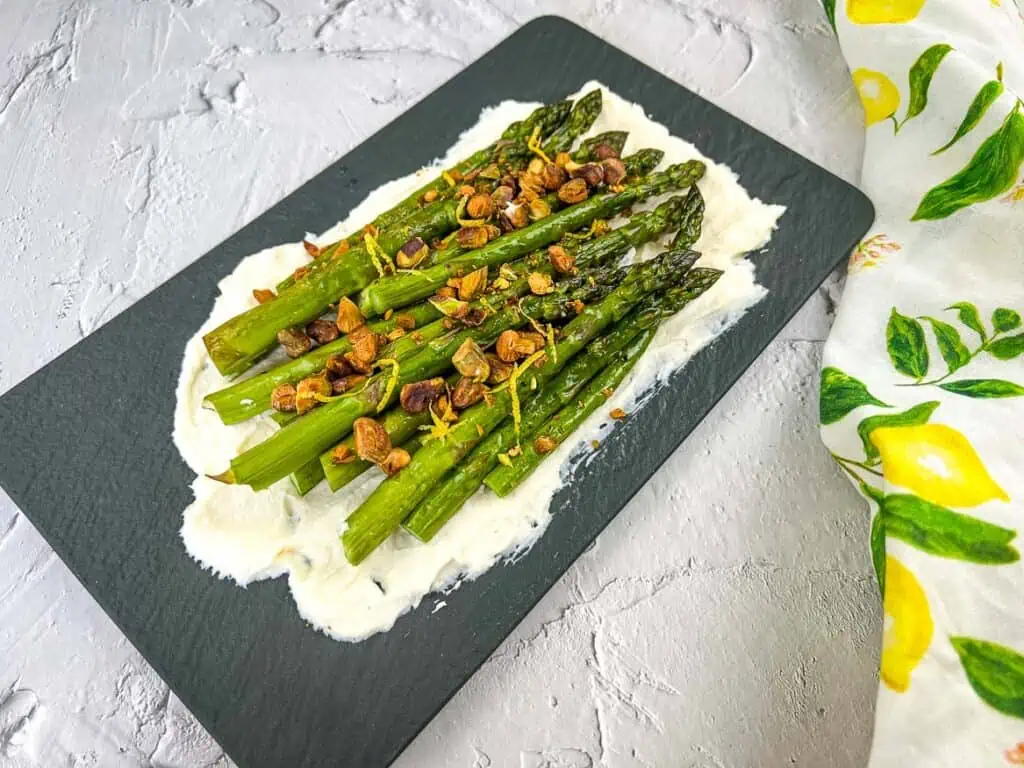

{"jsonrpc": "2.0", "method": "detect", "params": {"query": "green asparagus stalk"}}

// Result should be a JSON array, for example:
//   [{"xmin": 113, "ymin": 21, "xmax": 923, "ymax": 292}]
[
  {"xmin": 576, "ymin": 131, "xmax": 629, "ymax": 161},
  {"xmin": 322, "ymin": 409, "xmax": 432, "ymax": 491},
  {"xmin": 542, "ymin": 90, "xmax": 602, "ymax": 154},
  {"xmin": 356, "ymin": 160, "xmax": 705, "ymax": 317},
  {"xmin": 212, "ymin": 260, "xmax": 641, "ymax": 491},
  {"xmin": 340, "ymin": 247, "xmax": 701, "ymax": 564},
  {"xmin": 483, "ymin": 268, "xmax": 722, "ymax": 496},
  {"xmin": 272, "ymin": 102, "xmax": 574, "ymax": 294},
  {"xmin": 402, "ymin": 265, "xmax": 718, "ymax": 539},
  {"xmin": 672, "ymin": 185, "xmax": 705, "ymax": 249}
]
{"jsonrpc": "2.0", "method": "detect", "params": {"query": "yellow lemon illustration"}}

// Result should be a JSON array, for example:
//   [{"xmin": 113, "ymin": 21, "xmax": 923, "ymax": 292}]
[
  {"xmin": 872, "ymin": 424, "xmax": 1009, "ymax": 507},
  {"xmin": 881, "ymin": 555, "xmax": 933, "ymax": 692},
  {"xmin": 851, "ymin": 69, "xmax": 900, "ymax": 126},
  {"xmin": 847, "ymin": 0, "xmax": 926, "ymax": 24}
]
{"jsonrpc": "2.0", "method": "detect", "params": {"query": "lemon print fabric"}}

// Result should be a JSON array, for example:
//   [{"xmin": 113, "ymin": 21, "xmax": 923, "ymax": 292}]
[
  {"xmin": 872, "ymin": 423, "xmax": 1009, "ymax": 507},
  {"xmin": 848, "ymin": 0, "xmax": 927, "ymax": 24},
  {"xmin": 853, "ymin": 68, "xmax": 901, "ymax": 125},
  {"xmin": 882, "ymin": 555, "xmax": 933, "ymax": 692}
]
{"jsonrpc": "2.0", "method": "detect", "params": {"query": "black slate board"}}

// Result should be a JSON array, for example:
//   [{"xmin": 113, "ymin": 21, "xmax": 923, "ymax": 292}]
[{"xmin": 0, "ymin": 16, "xmax": 873, "ymax": 768}]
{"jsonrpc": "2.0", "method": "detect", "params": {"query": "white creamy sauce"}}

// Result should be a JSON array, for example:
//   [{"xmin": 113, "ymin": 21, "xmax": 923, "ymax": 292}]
[{"xmin": 174, "ymin": 82, "xmax": 785, "ymax": 642}]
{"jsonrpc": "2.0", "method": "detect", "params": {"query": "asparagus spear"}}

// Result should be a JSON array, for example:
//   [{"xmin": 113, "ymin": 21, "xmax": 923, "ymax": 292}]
[
  {"xmin": 484, "ymin": 269, "xmax": 723, "ymax": 497},
  {"xmin": 402, "ymin": 267, "xmax": 720, "ymax": 539},
  {"xmin": 211, "ymin": 261, "xmax": 639, "ymax": 491},
  {"xmin": 322, "ymin": 407, "xmax": 432, "ymax": 491},
  {"xmin": 356, "ymin": 160, "xmax": 706, "ymax": 317},
  {"xmin": 542, "ymin": 90, "xmax": 602, "ymax": 154},
  {"xmin": 672, "ymin": 185, "xmax": 705, "ymax": 250},
  {"xmin": 290, "ymin": 457, "xmax": 326, "ymax": 496},
  {"xmin": 340, "ymin": 247, "xmax": 700, "ymax": 565}
]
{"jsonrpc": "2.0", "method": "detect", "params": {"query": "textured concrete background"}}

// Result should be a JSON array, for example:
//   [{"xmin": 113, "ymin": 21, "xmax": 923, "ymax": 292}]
[{"xmin": 0, "ymin": 1, "xmax": 879, "ymax": 766}]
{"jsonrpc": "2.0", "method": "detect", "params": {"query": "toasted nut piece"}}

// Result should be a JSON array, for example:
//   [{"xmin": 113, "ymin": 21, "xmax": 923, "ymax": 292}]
[
  {"xmin": 330, "ymin": 444, "xmax": 356, "ymax": 464},
  {"xmin": 457, "ymin": 226, "xmax": 490, "ymax": 250},
  {"xmin": 447, "ymin": 276, "xmax": 462, "ymax": 289},
  {"xmin": 442, "ymin": 317, "xmax": 457, "ymax": 330},
  {"xmin": 271, "ymin": 383, "xmax": 297, "ymax": 412},
  {"xmin": 541, "ymin": 162, "xmax": 568, "ymax": 190},
  {"xmin": 296, "ymin": 374, "xmax": 332, "ymax": 414},
  {"xmin": 610, "ymin": 408, "xmax": 628, "ymax": 420},
  {"xmin": 394, "ymin": 313, "xmax": 416, "ymax": 330},
  {"xmin": 592, "ymin": 219, "xmax": 612, "ymax": 237},
  {"xmin": 302, "ymin": 239, "xmax": 322, "ymax": 258},
  {"xmin": 485, "ymin": 224, "xmax": 502, "ymax": 242},
  {"xmin": 335, "ymin": 297, "xmax": 365, "ymax": 334},
  {"xmin": 527, "ymin": 271, "xmax": 555, "ymax": 295},
  {"xmin": 478, "ymin": 163, "xmax": 501, "ymax": 180},
  {"xmin": 384, "ymin": 309, "xmax": 393, "ymax": 320},
  {"xmin": 277, "ymin": 327, "xmax": 313, "ymax": 358},
  {"xmin": 505, "ymin": 203, "xmax": 529, "ymax": 229},
  {"xmin": 554, "ymin": 151, "xmax": 572, "ymax": 167},
  {"xmin": 485, "ymin": 353, "xmax": 514, "ymax": 384},
  {"xmin": 332, "ymin": 374, "xmax": 367, "ymax": 394},
  {"xmin": 452, "ymin": 338, "xmax": 490, "ymax": 381},
  {"xmin": 569, "ymin": 299, "xmax": 586, "ymax": 315},
  {"xmin": 451, "ymin": 377, "xmax": 486, "ymax": 409},
  {"xmin": 253, "ymin": 288, "xmax": 276, "ymax": 304},
  {"xmin": 496, "ymin": 330, "xmax": 521, "ymax": 362},
  {"xmin": 292, "ymin": 265, "xmax": 311, "ymax": 282},
  {"xmin": 380, "ymin": 447, "xmax": 411, "ymax": 477},
  {"xmin": 422, "ymin": 188, "xmax": 439, "ymax": 203},
  {"xmin": 410, "ymin": 331, "xmax": 424, "ymax": 343},
  {"xmin": 491, "ymin": 185, "xmax": 515, "ymax": 206},
  {"xmin": 558, "ymin": 178, "xmax": 589, "ymax": 204},
  {"xmin": 436, "ymin": 285, "xmax": 456, "ymax": 299},
  {"xmin": 353, "ymin": 417, "xmax": 392, "ymax": 464},
  {"xmin": 344, "ymin": 353, "xmax": 372, "ymax": 374},
  {"xmin": 400, "ymin": 377, "xmax": 446, "ymax": 413},
  {"xmin": 347, "ymin": 325, "xmax": 378, "ymax": 363},
  {"xmin": 529, "ymin": 198, "xmax": 551, "ymax": 221},
  {"xmin": 517, "ymin": 331, "xmax": 546, "ymax": 356},
  {"xmin": 534, "ymin": 435, "xmax": 557, "ymax": 454},
  {"xmin": 386, "ymin": 328, "xmax": 406, "ymax": 341},
  {"xmin": 548, "ymin": 245, "xmax": 576, "ymax": 274},
  {"xmin": 593, "ymin": 142, "xmax": 620, "ymax": 161},
  {"xmin": 458, "ymin": 266, "xmax": 488, "ymax": 301},
  {"xmin": 306, "ymin": 319, "xmax": 340, "ymax": 345},
  {"xmin": 396, "ymin": 236, "xmax": 429, "ymax": 269},
  {"xmin": 466, "ymin": 193, "xmax": 496, "ymax": 220},
  {"xmin": 571, "ymin": 162, "xmax": 605, "ymax": 187},
  {"xmin": 600, "ymin": 157, "xmax": 627, "ymax": 187},
  {"xmin": 457, "ymin": 184, "xmax": 475, "ymax": 197},
  {"xmin": 527, "ymin": 157, "xmax": 545, "ymax": 175},
  {"xmin": 461, "ymin": 307, "xmax": 487, "ymax": 327},
  {"xmin": 448, "ymin": 170, "xmax": 464, "ymax": 182},
  {"xmin": 518, "ymin": 171, "xmax": 545, "ymax": 200},
  {"xmin": 325, "ymin": 354, "xmax": 353, "ymax": 377}
]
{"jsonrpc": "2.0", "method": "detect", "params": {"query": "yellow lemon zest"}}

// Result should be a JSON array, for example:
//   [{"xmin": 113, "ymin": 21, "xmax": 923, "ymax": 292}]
[
  {"xmin": 881, "ymin": 555, "xmax": 933, "ymax": 692},
  {"xmin": 375, "ymin": 358, "xmax": 400, "ymax": 413},
  {"xmin": 847, "ymin": 0, "xmax": 926, "ymax": 25},
  {"xmin": 872, "ymin": 423, "xmax": 1009, "ymax": 507},
  {"xmin": 526, "ymin": 126, "xmax": 553, "ymax": 164},
  {"xmin": 851, "ymin": 68, "xmax": 901, "ymax": 126}
]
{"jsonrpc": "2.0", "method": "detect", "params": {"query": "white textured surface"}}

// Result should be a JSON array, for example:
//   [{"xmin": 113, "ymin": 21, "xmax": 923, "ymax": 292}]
[{"xmin": 0, "ymin": 1, "xmax": 877, "ymax": 766}]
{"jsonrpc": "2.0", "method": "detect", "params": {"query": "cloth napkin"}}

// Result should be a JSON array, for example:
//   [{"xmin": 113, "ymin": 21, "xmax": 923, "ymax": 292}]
[{"xmin": 819, "ymin": 0, "xmax": 1024, "ymax": 763}]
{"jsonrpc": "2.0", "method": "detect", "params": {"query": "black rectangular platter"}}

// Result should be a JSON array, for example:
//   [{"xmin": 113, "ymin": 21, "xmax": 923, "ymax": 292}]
[{"xmin": 0, "ymin": 16, "xmax": 874, "ymax": 768}]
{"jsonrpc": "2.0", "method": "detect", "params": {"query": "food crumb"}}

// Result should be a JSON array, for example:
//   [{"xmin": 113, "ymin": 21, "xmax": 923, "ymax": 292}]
[{"xmin": 610, "ymin": 408, "xmax": 627, "ymax": 420}]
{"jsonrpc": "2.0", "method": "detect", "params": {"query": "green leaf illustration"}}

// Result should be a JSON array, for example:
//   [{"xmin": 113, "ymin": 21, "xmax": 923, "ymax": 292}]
[
  {"xmin": 946, "ymin": 302, "xmax": 987, "ymax": 342},
  {"xmin": 939, "ymin": 379, "xmax": 1024, "ymax": 398},
  {"xmin": 989, "ymin": 333, "xmax": 1024, "ymax": 360},
  {"xmin": 933, "ymin": 78, "xmax": 1004, "ymax": 155},
  {"xmin": 898, "ymin": 44, "xmax": 954, "ymax": 131},
  {"xmin": 887, "ymin": 309, "xmax": 930, "ymax": 379},
  {"xmin": 950, "ymin": 637, "xmax": 1024, "ymax": 720},
  {"xmin": 882, "ymin": 493, "xmax": 1019, "ymax": 564},
  {"xmin": 870, "ymin": 511, "xmax": 886, "ymax": 598},
  {"xmin": 922, "ymin": 316, "xmax": 971, "ymax": 375},
  {"xmin": 821, "ymin": 0, "xmax": 837, "ymax": 32},
  {"xmin": 993, "ymin": 308, "xmax": 1022, "ymax": 333},
  {"xmin": 858, "ymin": 401, "xmax": 940, "ymax": 463},
  {"xmin": 913, "ymin": 101, "xmax": 1024, "ymax": 221},
  {"xmin": 820, "ymin": 367, "xmax": 890, "ymax": 425}
]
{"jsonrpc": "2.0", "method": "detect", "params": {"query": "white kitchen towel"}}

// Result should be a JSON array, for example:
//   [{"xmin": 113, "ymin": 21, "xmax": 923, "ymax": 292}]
[{"xmin": 818, "ymin": 0, "xmax": 1024, "ymax": 764}]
